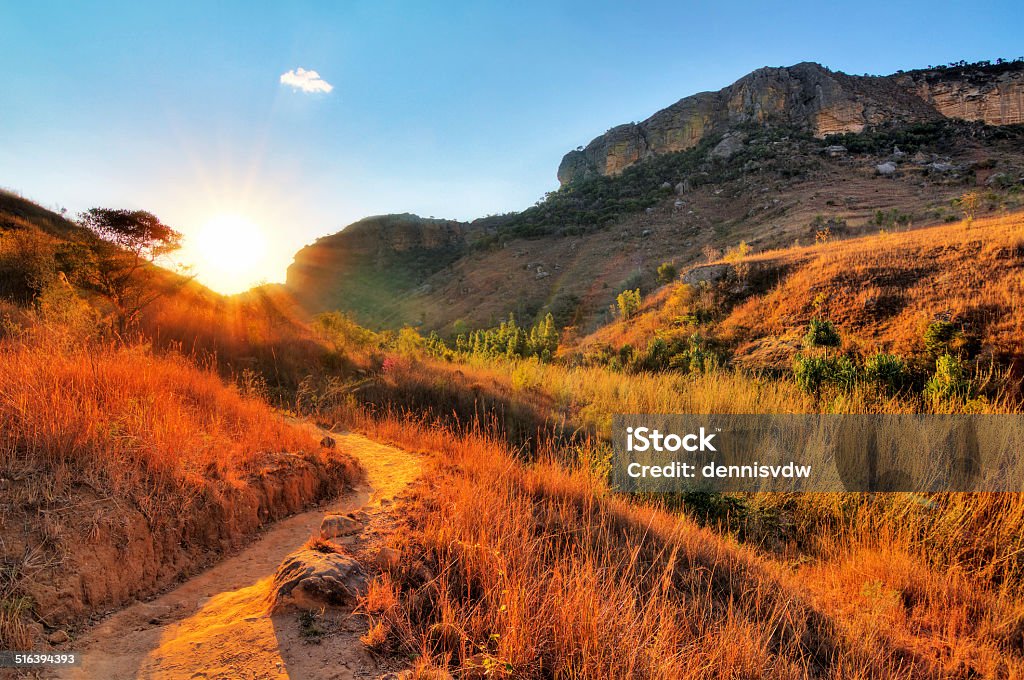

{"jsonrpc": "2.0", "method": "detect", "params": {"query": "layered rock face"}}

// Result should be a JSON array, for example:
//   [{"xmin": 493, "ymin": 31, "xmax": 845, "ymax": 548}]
[
  {"xmin": 898, "ymin": 68, "xmax": 1024, "ymax": 126},
  {"xmin": 558, "ymin": 61, "xmax": 1024, "ymax": 185}
]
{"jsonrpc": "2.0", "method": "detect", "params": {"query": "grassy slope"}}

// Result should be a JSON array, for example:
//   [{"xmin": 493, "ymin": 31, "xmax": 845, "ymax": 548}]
[
  {"xmin": 0, "ymin": 195, "xmax": 361, "ymax": 648},
  {"xmin": 575, "ymin": 212, "xmax": 1024, "ymax": 372},
  {"xmin": 351, "ymin": 414, "xmax": 1024, "ymax": 678}
]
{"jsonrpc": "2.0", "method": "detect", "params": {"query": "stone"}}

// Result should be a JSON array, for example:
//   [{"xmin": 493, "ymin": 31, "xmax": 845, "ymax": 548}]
[
  {"xmin": 876, "ymin": 162, "xmax": 897, "ymax": 176},
  {"xmin": 709, "ymin": 132, "xmax": 745, "ymax": 160},
  {"xmin": 47, "ymin": 630, "xmax": 70, "ymax": 645},
  {"xmin": 271, "ymin": 544, "xmax": 365, "ymax": 611},
  {"xmin": 375, "ymin": 547, "xmax": 402, "ymax": 571},
  {"xmin": 823, "ymin": 144, "xmax": 847, "ymax": 157},
  {"xmin": 682, "ymin": 264, "xmax": 731, "ymax": 285},
  {"xmin": 320, "ymin": 511, "xmax": 365, "ymax": 539},
  {"xmin": 928, "ymin": 161, "xmax": 957, "ymax": 173}
]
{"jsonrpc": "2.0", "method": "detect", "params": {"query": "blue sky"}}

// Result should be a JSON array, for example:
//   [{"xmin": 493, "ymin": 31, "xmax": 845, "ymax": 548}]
[{"xmin": 1, "ymin": 0, "xmax": 1020, "ymax": 289}]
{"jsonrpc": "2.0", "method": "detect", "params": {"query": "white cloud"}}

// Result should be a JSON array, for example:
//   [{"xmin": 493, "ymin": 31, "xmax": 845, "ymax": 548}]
[{"xmin": 279, "ymin": 67, "xmax": 333, "ymax": 94}]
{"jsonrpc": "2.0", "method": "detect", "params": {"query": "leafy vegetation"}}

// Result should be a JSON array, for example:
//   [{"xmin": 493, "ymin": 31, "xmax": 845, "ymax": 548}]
[{"xmin": 451, "ymin": 313, "xmax": 559, "ymax": 361}]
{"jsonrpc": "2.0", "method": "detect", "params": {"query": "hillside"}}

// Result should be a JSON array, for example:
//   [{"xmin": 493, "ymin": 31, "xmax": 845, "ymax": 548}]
[
  {"xmin": 283, "ymin": 60, "xmax": 1024, "ymax": 335},
  {"xmin": 571, "ymin": 212, "xmax": 1024, "ymax": 379}
]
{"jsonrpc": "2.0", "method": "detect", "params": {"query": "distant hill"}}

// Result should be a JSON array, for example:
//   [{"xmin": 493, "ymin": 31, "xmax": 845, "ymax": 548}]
[{"xmin": 283, "ymin": 60, "xmax": 1024, "ymax": 334}]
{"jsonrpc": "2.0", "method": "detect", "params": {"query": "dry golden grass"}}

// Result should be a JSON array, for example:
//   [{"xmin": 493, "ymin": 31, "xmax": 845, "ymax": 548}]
[
  {"xmin": 0, "ymin": 330, "xmax": 357, "ymax": 648},
  {"xmin": 353, "ymin": 413, "xmax": 1024, "ymax": 678},
  {"xmin": 575, "ymin": 211, "xmax": 1024, "ymax": 372},
  {"xmin": 0, "ymin": 337, "xmax": 319, "ymax": 505},
  {"xmin": 723, "ymin": 212, "xmax": 1024, "ymax": 359}
]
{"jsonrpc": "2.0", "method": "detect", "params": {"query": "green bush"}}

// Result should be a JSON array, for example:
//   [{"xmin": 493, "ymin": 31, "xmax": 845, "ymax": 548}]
[
  {"xmin": 924, "ymin": 354, "xmax": 972, "ymax": 402},
  {"xmin": 794, "ymin": 354, "xmax": 857, "ymax": 394},
  {"xmin": 863, "ymin": 353, "xmax": 911, "ymax": 395},
  {"xmin": 656, "ymin": 262, "xmax": 678, "ymax": 285},
  {"xmin": 616, "ymin": 288, "xmax": 642, "ymax": 319},
  {"xmin": 802, "ymin": 319, "xmax": 841, "ymax": 349},
  {"xmin": 923, "ymin": 320, "xmax": 962, "ymax": 357},
  {"xmin": 454, "ymin": 313, "xmax": 559, "ymax": 362}
]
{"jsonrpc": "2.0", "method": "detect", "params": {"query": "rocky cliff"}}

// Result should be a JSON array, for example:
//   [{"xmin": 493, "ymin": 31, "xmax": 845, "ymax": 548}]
[
  {"xmin": 558, "ymin": 61, "xmax": 1024, "ymax": 185},
  {"xmin": 897, "ymin": 64, "xmax": 1024, "ymax": 126}
]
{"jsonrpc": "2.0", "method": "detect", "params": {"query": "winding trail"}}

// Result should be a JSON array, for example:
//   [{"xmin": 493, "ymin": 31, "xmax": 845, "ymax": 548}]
[{"xmin": 58, "ymin": 430, "xmax": 422, "ymax": 680}]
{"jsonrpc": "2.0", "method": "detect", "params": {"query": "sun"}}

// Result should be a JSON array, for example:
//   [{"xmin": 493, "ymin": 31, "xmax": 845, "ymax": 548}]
[{"xmin": 188, "ymin": 214, "xmax": 270, "ymax": 294}]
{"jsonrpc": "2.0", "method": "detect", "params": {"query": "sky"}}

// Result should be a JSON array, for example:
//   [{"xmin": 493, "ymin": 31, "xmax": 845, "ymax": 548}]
[{"xmin": 1, "ymin": 0, "xmax": 1021, "ymax": 292}]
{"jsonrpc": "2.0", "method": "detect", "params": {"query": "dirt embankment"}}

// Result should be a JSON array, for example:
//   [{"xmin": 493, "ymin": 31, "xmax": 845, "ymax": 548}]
[
  {"xmin": 4, "ymin": 450, "xmax": 358, "ymax": 647},
  {"xmin": 58, "ymin": 430, "xmax": 421, "ymax": 680}
]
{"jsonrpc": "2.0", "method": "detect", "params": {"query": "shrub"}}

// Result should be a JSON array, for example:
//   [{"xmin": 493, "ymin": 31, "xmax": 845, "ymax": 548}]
[
  {"xmin": 453, "ymin": 313, "xmax": 558, "ymax": 362},
  {"xmin": 793, "ymin": 354, "xmax": 856, "ymax": 394},
  {"xmin": 863, "ymin": 352, "xmax": 911, "ymax": 395},
  {"xmin": 803, "ymin": 318, "xmax": 841, "ymax": 349},
  {"xmin": 923, "ymin": 320, "xmax": 962, "ymax": 357},
  {"xmin": 616, "ymin": 288, "xmax": 641, "ymax": 319},
  {"xmin": 656, "ymin": 262, "xmax": 678, "ymax": 284},
  {"xmin": 925, "ymin": 353, "xmax": 972, "ymax": 402}
]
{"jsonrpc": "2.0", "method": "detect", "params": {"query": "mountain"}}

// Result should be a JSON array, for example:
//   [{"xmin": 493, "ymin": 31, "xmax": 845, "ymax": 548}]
[
  {"xmin": 557, "ymin": 61, "xmax": 1024, "ymax": 185},
  {"xmin": 284, "ymin": 59, "xmax": 1024, "ymax": 334}
]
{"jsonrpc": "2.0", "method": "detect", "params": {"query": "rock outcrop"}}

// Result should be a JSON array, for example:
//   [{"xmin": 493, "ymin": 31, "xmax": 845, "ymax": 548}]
[
  {"xmin": 271, "ymin": 542, "xmax": 365, "ymax": 611},
  {"xmin": 558, "ymin": 61, "xmax": 1024, "ymax": 185},
  {"xmin": 897, "ymin": 65, "xmax": 1024, "ymax": 126}
]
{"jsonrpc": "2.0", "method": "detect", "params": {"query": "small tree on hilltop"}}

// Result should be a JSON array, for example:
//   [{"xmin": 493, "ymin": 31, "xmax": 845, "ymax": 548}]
[{"xmin": 78, "ymin": 208, "xmax": 184, "ymax": 332}]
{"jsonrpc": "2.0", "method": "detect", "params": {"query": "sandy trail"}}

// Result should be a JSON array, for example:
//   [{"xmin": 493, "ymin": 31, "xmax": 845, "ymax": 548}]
[{"xmin": 57, "ymin": 430, "xmax": 421, "ymax": 680}]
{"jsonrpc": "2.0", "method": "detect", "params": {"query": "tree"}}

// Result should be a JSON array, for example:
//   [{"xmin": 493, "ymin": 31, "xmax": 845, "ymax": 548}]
[
  {"xmin": 616, "ymin": 288, "xmax": 641, "ymax": 319},
  {"xmin": 78, "ymin": 208, "xmax": 184, "ymax": 332},
  {"xmin": 656, "ymin": 262, "xmax": 678, "ymax": 285}
]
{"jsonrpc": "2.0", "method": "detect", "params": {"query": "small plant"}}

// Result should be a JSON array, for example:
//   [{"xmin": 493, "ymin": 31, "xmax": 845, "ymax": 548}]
[
  {"xmin": 957, "ymin": 191, "xmax": 981, "ymax": 225},
  {"xmin": 723, "ymin": 241, "xmax": 751, "ymax": 263},
  {"xmin": 864, "ymin": 353, "xmax": 911, "ymax": 395},
  {"xmin": 925, "ymin": 354, "xmax": 972, "ymax": 402},
  {"xmin": 803, "ymin": 319, "xmax": 841, "ymax": 349},
  {"xmin": 656, "ymin": 262, "xmax": 678, "ymax": 284},
  {"xmin": 794, "ymin": 354, "xmax": 856, "ymax": 394},
  {"xmin": 923, "ymin": 320, "xmax": 962, "ymax": 358},
  {"xmin": 299, "ymin": 611, "xmax": 327, "ymax": 644},
  {"xmin": 702, "ymin": 244, "xmax": 722, "ymax": 264}
]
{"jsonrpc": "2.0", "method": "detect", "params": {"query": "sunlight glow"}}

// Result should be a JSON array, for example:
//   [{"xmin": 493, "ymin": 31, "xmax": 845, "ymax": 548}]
[{"xmin": 188, "ymin": 214, "xmax": 271, "ymax": 294}]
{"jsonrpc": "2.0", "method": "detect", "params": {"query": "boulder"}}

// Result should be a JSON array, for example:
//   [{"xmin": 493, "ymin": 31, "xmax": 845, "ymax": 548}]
[
  {"xmin": 709, "ymin": 132, "xmax": 745, "ymax": 160},
  {"xmin": 320, "ymin": 511, "xmax": 366, "ymax": 539},
  {"xmin": 875, "ymin": 161, "xmax": 897, "ymax": 176},
  {"xmin": 683, "ymin": 263, "xmax": 731, "ymax": 285},
  {"xmin": 271, "ymin": 543, "xmax": 365, "ymax": 611},
  {"xmin": 928, "ymin": 161, "xmax": 957, "ymax": 173},
  {"xmin": 823, "ymin": 144, "xmax": 847, "ymax": 157}
]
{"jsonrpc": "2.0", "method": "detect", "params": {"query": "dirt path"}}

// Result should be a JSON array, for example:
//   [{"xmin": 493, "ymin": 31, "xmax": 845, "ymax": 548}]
[{"xmin": 57, "ymin": 430, "xmax": 421, "ymax": 680}]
